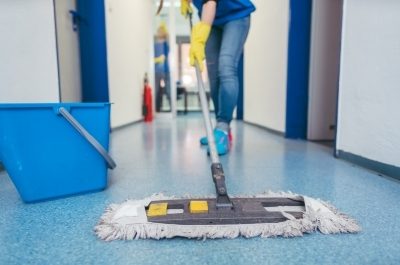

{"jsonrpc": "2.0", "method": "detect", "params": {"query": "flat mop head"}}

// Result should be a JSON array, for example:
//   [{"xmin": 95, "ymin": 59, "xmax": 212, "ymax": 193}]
[{"xmin": 95, "ymin": 192, "xmax": 360, "ymax": 241}]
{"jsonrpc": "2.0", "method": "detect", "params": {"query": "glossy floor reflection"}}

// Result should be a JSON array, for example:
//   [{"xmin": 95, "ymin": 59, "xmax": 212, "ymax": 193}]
[{"xmin": 1, "ymin": 115, "xmax": 400, "ymax": 265}]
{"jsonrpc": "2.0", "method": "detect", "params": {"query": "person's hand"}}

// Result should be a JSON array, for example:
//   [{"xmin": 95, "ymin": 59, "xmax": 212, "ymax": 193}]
[
  {"xmin": 180, "ymin": 0, "xmax": 193, "ymax": 18},
  {"xmin": 154, "ymin": 55, "xmax": 166, "ymax": 64},
  {"xmin": 190, "ymin": 22, "xmax": 211, "ymax": 71}
]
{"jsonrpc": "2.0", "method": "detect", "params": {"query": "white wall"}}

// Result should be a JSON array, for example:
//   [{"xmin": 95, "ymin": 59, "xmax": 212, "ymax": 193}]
[
  {"xmin": 0, "ymin": 0, "xmax": 60, "ymax": 102},
  {"xmin": 307, "ymin": 0, "xmax": 342, "ymax": 140},
  {"xmin": 105, "ymin": 0, "xmax": 154, "ymax": 128},
  {"xmin": 244, "ymin": 0, "xmax": 289, "ymax": 133},
  {"xmin": 337, "ymin": 0, "xmax": 400, "ymax": 167}
]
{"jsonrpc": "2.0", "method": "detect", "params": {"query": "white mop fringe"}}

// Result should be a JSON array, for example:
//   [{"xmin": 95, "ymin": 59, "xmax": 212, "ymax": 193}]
[{"xmin": 94, "ymin": 191, "xmax": 361, "ymax": 241}]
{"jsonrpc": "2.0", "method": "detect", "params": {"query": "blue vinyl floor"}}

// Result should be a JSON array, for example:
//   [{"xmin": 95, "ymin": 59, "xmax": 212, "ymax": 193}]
[{"xmin": 1, "ymin": 115, "xmax": 400, "ymax": 265}]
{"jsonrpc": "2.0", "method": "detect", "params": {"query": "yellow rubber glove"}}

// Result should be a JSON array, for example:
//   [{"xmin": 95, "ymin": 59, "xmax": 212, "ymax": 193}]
[
  {"xmin": 190, "ymin": 22, "xmax": 211, "ymax": 71},
  {"xmin": 154, "ymin": 55, "xmax": 166, "ymax": 64},
  {"xmin": 180, "ymin": 0, "xmax": 193, "ymax": 18}
]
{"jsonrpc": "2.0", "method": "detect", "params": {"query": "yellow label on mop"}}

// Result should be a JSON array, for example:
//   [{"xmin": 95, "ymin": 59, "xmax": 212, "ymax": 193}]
[
  {"xmin": 189, "ymin": 201, "xmax": 208, "ymax": 214},
  {"xmin": 147, "ymin": 203, "xmax": 168, "ymax": 217}
]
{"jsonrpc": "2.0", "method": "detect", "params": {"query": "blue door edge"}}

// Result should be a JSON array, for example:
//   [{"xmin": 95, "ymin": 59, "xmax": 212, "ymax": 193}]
[
  {"xmin": 285, "ymin": 0, "xmax": 312, "ymax": 139},
  {"xmin": 77, "ymin": 0, "xmax": 110, "ymax": 103}
]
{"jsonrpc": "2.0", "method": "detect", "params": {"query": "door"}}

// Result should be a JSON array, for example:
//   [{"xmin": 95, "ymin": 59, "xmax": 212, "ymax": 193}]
[
  {"xmin": 54, "ymin": 0, "xmax": 82, "ymax": 102},
  {"xmin": 307, "ymin": 0, "xmax": 343, "ymax": 140}
]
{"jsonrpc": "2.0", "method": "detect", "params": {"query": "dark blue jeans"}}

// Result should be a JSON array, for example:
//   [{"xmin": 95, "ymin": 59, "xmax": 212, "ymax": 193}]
[
  {"xmin": 205, "ymin": 16, "xmax": 251, "ymax": 125},
  {"xmin": 155, "ymin": 72, "xmax": 171, "ymax": 112}
]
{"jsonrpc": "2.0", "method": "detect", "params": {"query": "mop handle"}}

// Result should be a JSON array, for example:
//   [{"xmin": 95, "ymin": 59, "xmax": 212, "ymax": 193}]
[
  {"xmin": 189, "ymin": 14, "xmax": 220, "ymax": 165},
  {"xmin": 189, "ymin": 15, "xmax": 232, "ymax": 208}
]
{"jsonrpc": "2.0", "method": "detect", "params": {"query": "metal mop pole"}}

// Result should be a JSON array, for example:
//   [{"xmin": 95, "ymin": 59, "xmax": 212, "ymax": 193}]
[{"xmin": 189, "ymin": 15, "xmax": 233, "ymax": 209}]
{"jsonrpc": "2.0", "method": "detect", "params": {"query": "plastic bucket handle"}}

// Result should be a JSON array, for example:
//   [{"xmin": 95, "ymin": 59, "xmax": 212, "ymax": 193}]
[{"xmin": 58, "ymin": 107, "xmax": 116, "ymax": 169}]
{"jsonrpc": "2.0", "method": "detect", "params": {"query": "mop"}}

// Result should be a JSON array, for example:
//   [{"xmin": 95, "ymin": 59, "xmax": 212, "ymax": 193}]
[{"xmin": 94, "ymin": 15, "xmax": 360, "ymax": 241}]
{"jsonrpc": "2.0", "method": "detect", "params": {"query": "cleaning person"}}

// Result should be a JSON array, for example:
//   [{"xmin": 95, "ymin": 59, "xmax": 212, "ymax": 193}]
[
  {"xmin": 181, "ymin": 0, "xmax": 256, "ymax": 155},
  {"xmin": 154, "ymin": 22, "xmax": 171, "ymax": 112},
  {"xmin": 94, "ymin": 0, "xmax": 360, "ymax": 241}
]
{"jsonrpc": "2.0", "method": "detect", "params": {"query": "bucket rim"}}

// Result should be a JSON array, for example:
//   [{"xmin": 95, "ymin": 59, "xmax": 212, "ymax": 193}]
[{"xmin": 0, "ymin": 102, "xmax": 111, "ymax": 109}]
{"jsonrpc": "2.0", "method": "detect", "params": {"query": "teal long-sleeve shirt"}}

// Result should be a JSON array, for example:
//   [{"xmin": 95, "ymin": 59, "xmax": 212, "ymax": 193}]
[{"xmin": 192, "ymin": 0, "xmax": 256, "ymax": 26}]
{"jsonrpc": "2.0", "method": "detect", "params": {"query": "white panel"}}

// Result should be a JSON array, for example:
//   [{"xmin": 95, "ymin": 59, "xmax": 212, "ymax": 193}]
[
  {"xmin": 168, "ymin": 0, "xmax": 177, "ymax": 116},
  {"xmin": 54, "ymin": 0, "xmax": 82, "ymax": 102},
  {"xmin": 105, "ymin": 0, "xmax": 155, "ymax": 128},
  {"xmin": 307, "ymin": 0, "xmax": 342, "ymax": 140},
  {"xmin": 0, "ymin": 0, "xmax": 60, "ymax": 102},
  {"xmin": 244, "ymin": 0, "xmax": 289, "ymax": 132},
  {"xmin": 337, "ymin": 0, "xmax": 400, "ymax": 166},
  {"xmin": 154, "ymin": 0, "xmax": 198, "ymax": 36}
]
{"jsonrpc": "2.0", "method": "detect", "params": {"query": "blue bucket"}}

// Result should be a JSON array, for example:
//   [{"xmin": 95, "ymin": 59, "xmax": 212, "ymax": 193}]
[{"xmin": 0, "ymin": 103, "xmax": 116, "ymax": 203}]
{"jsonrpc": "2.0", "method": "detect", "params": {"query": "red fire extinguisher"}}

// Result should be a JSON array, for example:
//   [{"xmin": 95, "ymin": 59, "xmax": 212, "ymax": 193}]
[{"xmin": 142, "ymin": 73, "xmax": 153, "ymax": 122}]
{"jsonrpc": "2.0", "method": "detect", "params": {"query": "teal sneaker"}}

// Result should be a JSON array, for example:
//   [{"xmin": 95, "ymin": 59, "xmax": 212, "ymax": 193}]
[
  {"xmin": 200, "ymin": 130, "xmax": 233, "ymax": 146},
  {"xmin": 207, "ymin": 129, "xmax": 229, "ymax": 156},
  {"xmin": 200, "ymin": 135, "xmax": 208, "ymax": 145}
]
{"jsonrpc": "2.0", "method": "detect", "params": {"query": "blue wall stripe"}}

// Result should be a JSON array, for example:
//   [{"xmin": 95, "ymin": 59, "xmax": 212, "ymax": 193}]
[
  {"xmin": 285, "ymin": 0, "xmax": 312, "ymax": 139},
  {"xmin": 77, "ymin": 0, "xmax": 109, "ymax": 102},
  {"xmin": 338, "ymin": 150, "xmax": 400, "ymax": 181}
]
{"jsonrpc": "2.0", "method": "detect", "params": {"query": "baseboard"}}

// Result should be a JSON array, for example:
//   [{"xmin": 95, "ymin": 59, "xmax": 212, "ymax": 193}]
[
  {"xmin": 243, "ymin": 121, "xmax": 285, "ymax": 137},
  {"xmin": 337, "ymin": 150, "xmax": 400, "ymax": 181},
  {"xmin": 111, "ymin": 119, "xmax": 144, "ymax": 132}
]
